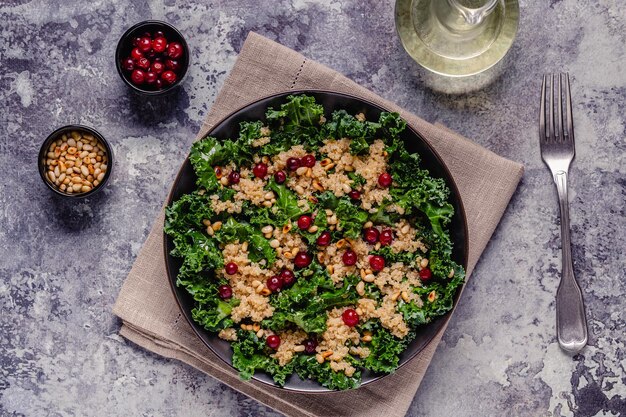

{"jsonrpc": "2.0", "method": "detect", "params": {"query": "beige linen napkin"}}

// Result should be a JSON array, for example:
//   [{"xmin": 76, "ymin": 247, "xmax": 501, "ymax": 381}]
[{"xmin": 113, "ymin": 32, "xmax": 523, "ymax": 417}]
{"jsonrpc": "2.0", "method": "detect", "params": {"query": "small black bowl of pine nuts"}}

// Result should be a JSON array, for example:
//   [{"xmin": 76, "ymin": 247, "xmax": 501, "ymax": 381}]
[{"xmin": 38, "ymin": 125, "xmax": 112, "ymax": 198}]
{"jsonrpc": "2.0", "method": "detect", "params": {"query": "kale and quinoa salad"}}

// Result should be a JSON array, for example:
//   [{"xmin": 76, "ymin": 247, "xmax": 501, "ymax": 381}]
[{"xmin": 164, "ymin": 95, "xmax": 465, "ymax": 390}]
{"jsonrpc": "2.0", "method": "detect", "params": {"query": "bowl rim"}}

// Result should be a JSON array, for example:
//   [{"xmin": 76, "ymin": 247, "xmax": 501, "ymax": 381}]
[
  {"xmin": 115, "ymin": 20, "xmax": 190, "ymax": 96},
  {"xmin": 38, "ymin": 124, "xmax": 113, "ymax": 198},
  {"xmin": 163, "ymin": 89, "xmax": 470, "ymax": 392}
]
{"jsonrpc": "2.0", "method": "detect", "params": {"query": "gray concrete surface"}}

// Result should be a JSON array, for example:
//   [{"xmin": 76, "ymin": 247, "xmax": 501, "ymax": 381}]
[{"xmin": 1, "ymin": 0, "xmax": 624, "ymax": 416}]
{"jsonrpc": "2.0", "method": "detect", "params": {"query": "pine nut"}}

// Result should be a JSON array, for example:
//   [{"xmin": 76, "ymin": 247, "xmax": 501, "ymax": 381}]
[
  {"xmin": 60, "ymin": 184, "xmax": 67, "ymax": 191},
  {"xmin": 420, "ymin": 258, "xmax": 429, "ymax": 268},
  {"xmin": 336, "ymin": 239, "xmax": 346, "ymax": 248},
  {"xmin": 323, "ymin": 163, "xmax": 335, "ymax": 171},
  {"xmin": 327, "ymin": 215, "xmax": 337, "ymax": 225},
  {"xmin": 241, "ymin": 241, "xmax": 249, "ymax": 251},
  {"xmin": 93, "ymin": 180, "xmax": 99, "ymax": 187},
  {"xmin": 263, "ymin": 201, "xmax": 273, "ymax": 207},
  {"xmin": 202, "ymin": 219, "xmax": 211, "ymax": 226},
  {"xmin": 264, "ymin": 191, "xmax": 274, "ymax": 200},
  {"xmin": 83, "ymin": 144, "xmax": 93, "ymax": 151},
  {"xmin": 220, "ymin": 176, "xmax": 229, "ymax": 186},
  {"xmin": 320, "ymin": 158, "xmax": 332, "ymax": 167},
  {"xmin": 294, "ymin": 185, "xmax": 305, "ymax": 195},
  {"xmin": 363, "ymin": 221, "xmax": 373, "ymax": 229},
  {"xmin": 81, "ymin": 185, "xmax": 91, "ymax": 193},
  {"xmin": 428, "ymin": 291, "xmax": 437, "ymax": 302},
  {"xmin": 282, "ymin": 224, "xmax": 292, "ymax": 234},
  {"xmin": 307, "ymin": 225, "xmax": 318, "ymax": 233},
  {"xmin": 355, "ymin": 308, "xmax": 363, "ymax": 316},
  {"xmin": 294, "ymin": 345, "xmax": 305, "ymax": 352},
  {"xmin": 211, "ymin": 221, "xmax": 222, "ymax": 231},
  {"xmin": 260, "ymin": 288, "xmax": 271, "ymax": 296},
  {"xmin": 356, "ymin": 281, "xmax": 365, "ymax": 296},
  {"xmin": 325, "ymin": 209, "xmax": 333, "ymax": 216},
  {"xmin": 264, "ymin": 233, "xmax": 272, "ymax": 239},
  {"xmin": 327, "ymin": 265, "xmax": 334, "ymax": 274},
  {"xmin": 401, "ymin": 224, "xmax": 410, "ymax": 234},
  {"xmin": 344, "ymin": 165, "xmax": 354, "ymax": 172},
  {"xmin": 361, "ymin": 335, "xmax": 372, "ymax": 342},
  {"xmin": 322, "ymin": 351, "xmax": 333, "ymax": 358},
  {"xmin": 261, "ymin": 225, "xmax": 274, "ymax": 234},
  {"xmin": 251, "ymin": 280, "xmax": 262, "ymax": 288},
  {"xmin": 270, "ymin": 239, "xmax": 280, "ymax": 248},
  {"xmin": 72, "ymin": 183, "xmax": 82, "ymax": 192},
  {"xmin": 317, "ymin": 252, "xmax": 325, "ymax": 263},
  {"xmin": 206, "ymin": 226, "xmax": 214, "ymax": 236},
  {"xmin": 312, "ymin": 181, "xmax": 324, "ymax": 191},
  {"xmin": 401, "ymin": 291, "xmax": 410, "ymax": 302},
  {"xmin": 342, "ymin": 183, "xmax": 351, "ymax": 193},
  {"xmin": 363, "ymin": 274, "xmax": 375, "ymax": 283},
  {"xmin": 48, "ymin": 171, "xmax": 56, "ymax": 182},
  {"xmin": 391, "ymin": 292, "xmax": 401, "ymax": 302},
  {"xmin": 449, "ymin": 268, "xmax": 455, "ymax": 278},
  {"xmin": 316, "ymin": 354, "xmax": 325, "ymax": 364},
  {"xmin": 296, "ymin": 166, "xmax": 308, "ymax": 176}
]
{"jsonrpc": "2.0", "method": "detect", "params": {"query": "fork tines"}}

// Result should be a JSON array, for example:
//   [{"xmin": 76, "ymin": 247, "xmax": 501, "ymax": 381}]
[{"xmin": 539, "ymin": 73, "xmax": 574, "ymax": 144}]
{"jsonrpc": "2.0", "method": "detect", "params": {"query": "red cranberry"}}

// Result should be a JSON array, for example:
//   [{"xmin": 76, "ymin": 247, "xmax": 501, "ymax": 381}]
[
  {"xmin": 225, "ymin": 262, "xmax": 238, "ymax": 275},
  {"xmin": 165, "ymin": 59, "xmax": 181, "ymax": 72},
  {"xmin": 286, "ymin": 157, "xmax": 300, "ymax": 171},
  {"xmin": 342, "ymin": 309, "xmax": 359, "ymax": 327},
  {"xmin": 301, "ymin": 154, "xmax": 316, "ymax": 168},
  {"xmin": 266, "ymin": 335, "xmax": 281, "ymax": 349},
  {"xmin": 136, "ymin": 57, "xmax": 150, "ymax": 70},
  {"xmin": 266, "ymin": 275, "xmax": 283, "ymax": 292},
  {"xmin": 155, "ymin": 79, "xmax": 163, "ymax": 89},
  {"xmin": 218, "ymin": 285, "xmax": 232, "ymax": 300},
  {"xmin": 144, "ymin": 72, "xmax": 158, "ymax": 84},
  {"xmin": 228, "ymin": 171, "xmax": 240, "ymax": 184},
  {"xmin": 304, "ymin": 339, "xmax": 318, "ymax": 354},
  {"xmin": 379, "ymin": 229, "xmax": 394, "ymax": 246},
  {"xmin": 121, "ymin": 58, "xmax": 134, "ymax": 71},
  {"xmin": 316, "ymin": 231, "xmax": 331, "ymax": 246},
  {"xmin": 154, "ymin": 30, "xmax": 165, "ymax": 38},
  {"xmin": 130, "ymin": 47, "xmax": 143, "ymax": 61},
  {"xmin": 342, "ymin": 249, "xmax": 357, "ymax": 266},
  {"xmin": 138, "ymin": 37, "xmax": 152, "ymax": 53},
  {"xmin": 369, "ymin": 255, "xmax": 385, "ymax": 272},
  {"xmin": 294, "ymin": 251, "xmax": 312, "ymax": 268},
  {"xmin": 132, "ymin": 37, "xmax": 142, "ymax": 47},
  {"xmin": 152, "ymin": 37, "xmax": 167, "ymax": 53},
  {"xmin": 419, "ymin": 267, "xmax": 432, "ymax": 281},
  {"xmin": 151, "ymin": 61, "xmax": 165, "ymax": 74},
  {"xmin": 161, "ymin": 70, "xmax": 177, "ymax": 85},
  {"xmin": 153, "ymin": 56, "xmax": 164, "ymax": 63},
  {"xmin": 130, "ymin": 69, "xmax": 145, "ymax": 85},
  {"xmin": 378, "ymin": 172, "xmax": 393, "ymax": 188},
  {"xmin": 348, "ymin": 190, "xmax": 361, "ymax": 200},
  {"xmin": 363, "ymin": 227, "xmax": 379, "ymax": 244},
  {"xmin": 166, "ymin": 42, "xmax": 184, "ymax": 59},
  {"xmin": 274, "ymin": 170, "xmax": 286, "ymax": 184},
  {"xmin": 297, "ymin": 215, "xmax": 312, "ymax": 230},
  {"xmin": 145, "ymin": 49, "xmax": 157, "ymax": 59},
  {"xmin": 279, "ymin": 269, "xmax": 296, "ymax": 287},
  {"xmin": 252, "ymin": 163, "xmax": 268, "ymax": 179}
]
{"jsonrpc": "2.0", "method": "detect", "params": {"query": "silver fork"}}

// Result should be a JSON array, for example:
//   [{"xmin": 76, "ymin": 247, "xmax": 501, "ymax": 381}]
[{"xmin": 539, "ymin": 73, "xmax": 588, "ymax": 353}]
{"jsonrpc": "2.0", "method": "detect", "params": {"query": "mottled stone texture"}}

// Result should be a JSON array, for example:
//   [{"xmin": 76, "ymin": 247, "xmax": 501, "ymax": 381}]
[{"xmin": 0, "ymin": 0, "xmax": 624, "ymax": 416}]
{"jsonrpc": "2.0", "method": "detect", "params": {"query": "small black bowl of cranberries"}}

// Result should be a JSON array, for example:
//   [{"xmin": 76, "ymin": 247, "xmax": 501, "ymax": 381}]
[{"xmin": 116, "ymin": 20, "xmax": 189, "ymax": 95}]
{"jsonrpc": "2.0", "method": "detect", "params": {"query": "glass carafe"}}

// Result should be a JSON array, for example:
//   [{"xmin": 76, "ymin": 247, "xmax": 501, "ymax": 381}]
[{"xmin": 395, "ymin": 0, "xmax": 519, "ymax": 77}]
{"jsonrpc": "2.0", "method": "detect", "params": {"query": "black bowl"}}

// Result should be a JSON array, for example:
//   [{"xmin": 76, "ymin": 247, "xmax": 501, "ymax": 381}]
[
  {"xmin": 164, "ymin": 91, "xmax": 469, "ymax": 392},
  {"xmin": 38, "ymin": 124, "xmax": 113, "ymax": 198},
  {"xmin": 115, "ymin": 20, "xmax": 190, "ymax": 95}
]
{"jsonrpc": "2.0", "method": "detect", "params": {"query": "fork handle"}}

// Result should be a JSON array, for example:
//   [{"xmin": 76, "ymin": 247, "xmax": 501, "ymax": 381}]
[{"xmin": 554, "ymin": 171, "xmax": 588, "ymax": 353}]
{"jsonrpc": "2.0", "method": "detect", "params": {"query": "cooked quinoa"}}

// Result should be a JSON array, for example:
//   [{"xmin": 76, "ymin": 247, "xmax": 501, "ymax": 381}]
[{"xmin": 165, "ymin": 95, "xmax": 465, "ymax": 390}]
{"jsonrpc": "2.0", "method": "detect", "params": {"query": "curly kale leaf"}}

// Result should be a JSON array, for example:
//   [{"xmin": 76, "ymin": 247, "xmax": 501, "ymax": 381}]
[
  {"xmin": 232, "ymin": 330, "xmax": 295, "ymax": 386},
  {"xmin": 320, "ymin": 110, "xmax": 381, "ymax": 155},
  {"xmin": 265, "ymin": 272, "xmax": 360, "ymax": 334},
  {"xmin": 164, "ymin": 193, "xmax": 223, "ymax": 278},
  {"xmin": 191, "ymin": 288, "xmax": 239, "ymax": 332},
  {"xmin": 361, "ymin": 322, "xmax": 407, "ymax": 374},
  {"xmin": 267, "ymin": 179, "xmax": 305, "ymax": 224},
  {"xmin": 293, "ymin": 355, "xmax": 361, "ymax": 390},
  {"xmin": 335, "ymin": 198, "xmax": 368, "ymax": 238},
  {"xmin": 389, "ymin": 145, "xmax": 454, "ymax": 239},
  {"xmin": 378, "ymin": 111, "xmax": 407, "ymax": 139},
  {"xmin": 215, "ymin": 218, "xmax": 276, "ymax": 266},
  {"xmin": 265, "ymin": 95, "xmax": 325, "ymax": 150}
]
